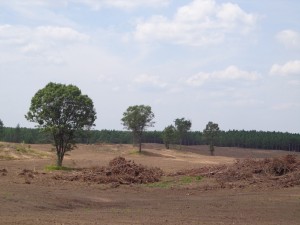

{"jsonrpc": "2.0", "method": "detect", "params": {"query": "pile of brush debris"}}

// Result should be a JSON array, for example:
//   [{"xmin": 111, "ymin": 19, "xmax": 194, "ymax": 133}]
[
  {"xmin": 53, "ymin": 157, "xmax": 163, "ymax": 185},
  {"xmin": 172, "ymin": 155, "xmax": 300, "ymax": 189}
]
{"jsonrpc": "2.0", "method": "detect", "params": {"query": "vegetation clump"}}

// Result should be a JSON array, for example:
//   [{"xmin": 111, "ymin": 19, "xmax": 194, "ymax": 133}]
[
  {"xmin": 174, "ymin": 118, "xmax": 192, "ymax": 149},
  {"xmin": 26, "ymin": 82, "xmax": 97, "ymax": 167},
  {"xmin": 121, "ymin": 105, "xmax": 155, "ymax": 152},
  {"xmin": 162, "ymin": 118, "xmax": 192, "ymax": 149},
  {"xmin": 45, "ymin": 165, "xmax": 73, "ymax": 171},
  {"xmin": 203, "ymin": 121, "xmax": 220, "ymax": 156}
]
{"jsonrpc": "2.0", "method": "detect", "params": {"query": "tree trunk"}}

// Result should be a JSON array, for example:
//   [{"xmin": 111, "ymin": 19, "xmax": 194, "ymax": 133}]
[
  {"xmin": 56, "ymin": 149, "xmax": 64, "ymax": 167},
  {"xmin": 210, "ymin": 141, "xmax": 214, "ymax": 156},
  {"xmin": 57, "ymin": 155, "xmax": 63, "ymax": 167},
  {"xmin": 166, "ymin": 143, "xmax": 170, "ymax": 149},
  {"xmin": 139, "ymin": 141, "xmax": 142, "ymax": 153},
  {"xmin": 179, "ymin": 138, "xmax": 182, "ymax": 150}
]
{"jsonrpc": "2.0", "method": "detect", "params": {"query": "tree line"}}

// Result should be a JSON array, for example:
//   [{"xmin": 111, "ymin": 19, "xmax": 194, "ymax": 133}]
[
  {"xmin": 1, "ymin": 125, "xmax": 299, "ymax": 152},
  {"xmin": 1, "ymin": 82, "xmax": 299, "ymax": 166}
]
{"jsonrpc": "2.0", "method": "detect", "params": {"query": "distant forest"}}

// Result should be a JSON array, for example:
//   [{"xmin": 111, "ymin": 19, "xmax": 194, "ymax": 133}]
[{"xmin": 1, "ymin": 126, "xmax": 300, "ymax": 152}]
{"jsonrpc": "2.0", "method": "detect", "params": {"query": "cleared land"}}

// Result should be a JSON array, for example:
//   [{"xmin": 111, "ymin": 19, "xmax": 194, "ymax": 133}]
[{"xmin": 1, "ymin": 142, "xmax": 300, "ymax": 225}]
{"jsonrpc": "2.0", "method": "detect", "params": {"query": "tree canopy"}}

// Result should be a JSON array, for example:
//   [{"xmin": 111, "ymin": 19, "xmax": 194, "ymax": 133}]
[
  {"xmin": 25, "ymin": 82, "xmax": 97, "ymax": 166},
  {"xmin": 162, "ymin": 125, "xmax": 176, "ymax": 149},
  {"xmin": 121, "ymin": 105, "xmax": 155, "ymax": 152},
  {"xmin": 174, "ymin": 118, "xmax": 192, "ymax": 148},
  {"xmin": 203, "ymin": 121, "xmax": 220, "ymax": 156}
]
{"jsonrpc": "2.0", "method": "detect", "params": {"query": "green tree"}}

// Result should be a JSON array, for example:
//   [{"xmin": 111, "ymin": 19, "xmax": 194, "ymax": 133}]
[
  {"xmin": 203, "ymin": 121, "xmax": 220, "ymax": 156},
  {"xmin": 121, "ymin": 105, "xmax": 155, "ymax": 152},
  {"xmin": 174, "ymin": 118, "xmax": 192, "ymax": 149},
  {"xmin": 162, "ymin": 125, "xmax": 176, "ymax": 149},
  {"xmin": 25, "ymin": 82, "xmax": 96, "ymax": 166},
  {"xmin": 0, "ymin": 119, "xmax": 3, "ymax": 140},
  {"xmin": 14, "ymin": 123, "xmax": 21, "ymax": 143}
]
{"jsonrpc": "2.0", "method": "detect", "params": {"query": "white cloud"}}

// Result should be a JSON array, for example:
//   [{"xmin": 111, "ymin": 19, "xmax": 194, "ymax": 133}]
[
  {"xmin": 270, "ymin": 60, "xmax": 300, "ymax": 76},
  {"xmin": 1, "ymin": 0, "xmax": 169, "ymax": 10},
  {"xmin": 0, "ymin": 24, "xmax": 29, "ymax": 46},
  {"xmin": 2, "ymin": 0, "xmax": 68, "ymax": 7},
  {"xmin": 215, "ymin": 99, "xmax": 264, "ymax": 108},
  {"xmin": 134, "ymin": 0, "xmax": 257, "ymax": 46},
  {"xmin": 288, "ymin": 80, "xmax": 300, "ymax": 86},
  {"xmin": 0, "ymin": 24, "xmax": 89, "ymax": 58},
  {"xmin": 112, "ymin": 86, "xmax": 120, "ymax": 92},
  {"xmin": 186, "ymin": 66, "xmax": 260, "ymax": 87},
  {"xmin": 186, "ymin": 72, "xmax": 211, "ymax": 86},
  {"xmin": 133, "ymin": 74, "xmax": 168, "ymax": 89},
  {"xmin": 276, "ymin": 30, "xmax": 300, "ymax": 48},
  {"xmin": 213, "ymin": 66, "xmax": 259, "ymax": 80},
  {"xmin": 97, "ymin": 75, "xmax": 113, "ymax": 83},
  {"xmin": 272, "ymin": 103, "xmax": 300, "ymax": 111},
  {"xmin": 35, "ymin": 26, "xmax": 89, "ymax": 41},
  {"xmin": 98, "ymin": 0, "xmax": 170, "ymax": 9},
  {"xmin": 0, "ymin": 24, "xmax": 88, "ymax": 44}
]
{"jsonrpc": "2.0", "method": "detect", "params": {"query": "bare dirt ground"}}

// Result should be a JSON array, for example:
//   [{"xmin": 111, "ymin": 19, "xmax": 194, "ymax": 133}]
[{"xmin": 1, "ymin": 142, "xmax": 300, "ymax": 225}]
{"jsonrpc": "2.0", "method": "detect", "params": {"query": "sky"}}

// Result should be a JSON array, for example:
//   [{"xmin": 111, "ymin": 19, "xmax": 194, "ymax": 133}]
[{"xmin": 0, "ymin": 0, "xmax": 299, "ymax": 133}]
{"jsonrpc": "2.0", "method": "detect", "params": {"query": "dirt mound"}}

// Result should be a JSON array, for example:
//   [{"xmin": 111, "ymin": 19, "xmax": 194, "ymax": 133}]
[
  {"xmin": 19, "ymin": 169, "xmax": 38, "ymax": 177},
  {"xmin": 18, "ymin": 169, "xmax": 39, "ymax": 184},
  {"xmin": 172, "ymin": 155, "xmax": 300, "ymax": 189},
  {"xmin": 53, "ymin": 157, "xmax": 163, "ymax": 185},
  {"xmin": 1, "ymin": 169, "xmax": 8, "ymax": 176}
]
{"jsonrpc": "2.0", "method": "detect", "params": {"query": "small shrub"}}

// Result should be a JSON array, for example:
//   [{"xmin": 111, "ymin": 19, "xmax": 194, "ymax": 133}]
[
  {"xmin": 15, "ymin": 144, "xmax": 29, "ymax": 153},
  {"xmin": 45, "ymin": 165, "xmax": 73, "ymax": 171},
  {"xmin": 180, "ymin": 176, "xmax": 202, "ymax": 184},
  {"xmin": 146, "ymin": 180, "xmax": 173, "ymax": 188}
]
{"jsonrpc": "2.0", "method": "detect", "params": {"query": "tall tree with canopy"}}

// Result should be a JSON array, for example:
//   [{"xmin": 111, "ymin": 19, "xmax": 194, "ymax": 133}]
[
  {"xmin": 121, "ymin": 105, "xmax": 155, "ymax": 152},
  {"xmin": 25, "ymin": 82, "xmax": 96, "ymax": 166},
  {"xmin": 174, "ymin": 118, "xmax": 192, "ymax": 149},
  {"xmin": 203, "ymin": 121, "xmax": 220, "ymax": 156},
  {"xmin": 162, "ymin": 125, "xmax": 176, "ymax": 149}
]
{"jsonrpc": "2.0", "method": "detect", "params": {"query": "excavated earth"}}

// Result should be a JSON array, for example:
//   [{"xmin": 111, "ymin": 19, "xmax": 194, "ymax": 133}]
[{"xmin": 1, "ymin": 143, "xmax": 300, "ymax": 225}]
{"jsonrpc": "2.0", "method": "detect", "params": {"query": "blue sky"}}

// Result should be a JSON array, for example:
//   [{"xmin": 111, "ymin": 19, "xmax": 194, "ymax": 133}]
[{"xmin": 0, "ymin": 0, "xmax": 299, "ymax": 133}]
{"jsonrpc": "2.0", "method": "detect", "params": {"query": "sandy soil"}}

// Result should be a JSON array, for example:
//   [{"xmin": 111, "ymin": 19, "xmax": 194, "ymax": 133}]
[{"xmin": 1, "ymin": 143, "xmax": 300, "ymax": 225}]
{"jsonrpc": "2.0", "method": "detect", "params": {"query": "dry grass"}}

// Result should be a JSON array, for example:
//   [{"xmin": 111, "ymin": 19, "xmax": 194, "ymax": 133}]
[{"xmin": 0, "ymin": 142, "xmax": 52, "ymax": 160}]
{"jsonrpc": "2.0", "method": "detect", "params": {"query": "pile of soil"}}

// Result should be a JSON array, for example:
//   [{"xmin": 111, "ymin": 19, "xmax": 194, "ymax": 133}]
[
  {"xmin": 172, "ymin": 155, "xmax": 300, "ymax": 189},
  {"xmin": 18, "ymin": 169, "xmax": 39, "ymax": 184},
  {"xmin": 19, "ymin": 169, "xmax": 38, "ymax": 178},
  {"xmin": 1, "ymin": 168, "xmax": 8, "ymax": 176},
  {"xmin": 53, "ymin": 157, "xmax": 163, "ymax": 185}
]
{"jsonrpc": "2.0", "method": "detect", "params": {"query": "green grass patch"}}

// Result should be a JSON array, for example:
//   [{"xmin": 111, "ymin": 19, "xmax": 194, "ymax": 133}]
[
  {"xmin": 179, "ymin": 176, "xmax": 202, "ymax": 184},
  {"xmin": 129, "ymin": 150, "xmax": 141, "ymax": 155},
  {"xmin": 145, "ymin": 180, "xmax": 174, "ymax": 188},
  {"xmin": 45, "ymin": 165, "xmax": 73, "ymax": 171}
]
